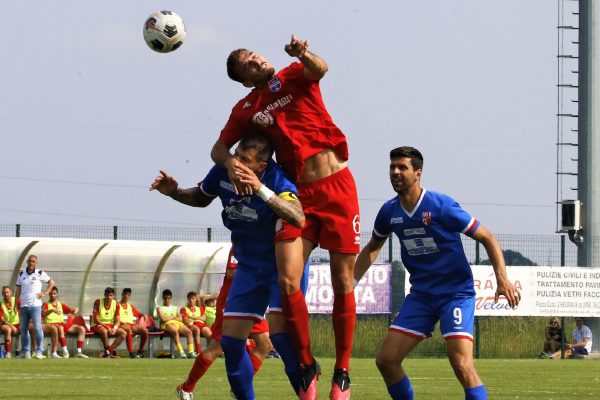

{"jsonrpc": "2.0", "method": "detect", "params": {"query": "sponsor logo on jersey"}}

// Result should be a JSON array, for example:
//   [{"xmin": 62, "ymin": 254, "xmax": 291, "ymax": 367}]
[
  {"xmin": 268, "ymin": 76, "xmax": 281, "ymax": 92},
  {"xmin": 224, "ymin": 198, "xmax": 258, "ymax": 222},
  {"xmin": 242, "ymin": 101, "xmax": 252, "ymax": 109},
  {"xmin": 404, "ymin": 228, "xmax": 426, "ymax": 236},
  {"xmin": 390, "ymin": 217, "xmax": 404, "ymax": 224},
  {"xmin": 252, "ymin": 111, "xmax": 274, "ymax": 127},
  {"xmin": 422, "ymin": 212, "xmax": 432, "ymax": 226},
  {"xmin": 220, "ymin": 181, "xmax": 234, "ymax": 192},
  {"xmin": 402, "ymin": 237, "xmax": 439, "ymax": 256}
]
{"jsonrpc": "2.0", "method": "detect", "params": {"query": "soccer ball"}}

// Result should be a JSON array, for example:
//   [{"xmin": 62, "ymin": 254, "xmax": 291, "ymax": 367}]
[{"xmin": 143, "ymin": 10, "xmax": 186, "ymax": 53}]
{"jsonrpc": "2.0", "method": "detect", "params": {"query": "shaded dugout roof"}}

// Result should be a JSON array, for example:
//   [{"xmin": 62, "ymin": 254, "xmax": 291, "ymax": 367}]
[{"xmin": 0, "ymin": 237, "xmax": 230, "ymax": 316}]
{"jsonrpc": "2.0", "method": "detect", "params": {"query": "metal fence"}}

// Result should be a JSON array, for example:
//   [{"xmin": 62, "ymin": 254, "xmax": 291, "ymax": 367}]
[{"xmin": 0, "ymin": 224, "xmax": 594, "ymax": 359}]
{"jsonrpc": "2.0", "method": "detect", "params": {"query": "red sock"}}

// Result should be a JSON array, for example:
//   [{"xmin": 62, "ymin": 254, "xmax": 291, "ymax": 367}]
[
  {"xmin": 126, "ymin": 333, "xmax": 134, "ymax": 352},
  {"xmin": 249, "ymin": 351, "xmax": 263, "ymax": 374},
  {"xmin": 104, "ymin": 344, "xmax": 110, "ymax": 351},
  {"xmin": 332, "ymin": 291, "xmax": 356, "ymax": 371},
  {"xmin": 139, "ymin": 334, "xmax": 147, "ymax": 352},
  {"xmin": 5, "ymin": 340, "xmax": 11, "ymax": 353},
  {"xmin": 282, "ymin": 289, "xmax": 313, "ymax": 366},
  {"xmin": 182, "ymin": 353, "xmax": 214, "ymax": 392},
  {"xmin": 216, "ymin": 275, "xmax": 233, "ymax": 322},
  {"xmin": 195, "ymin": 341, "xmax": 201, "ymax": 352},
  {"xmin": 77, "ymin": 340, "xmax": 84, "ymax": 350},
  {"xmin": 108, "ymin": 345, "xmax": 115, "ymax": 352},
  {"xmin": 59, "ymin": 336, "xmax": 67, "ymax": 347}
]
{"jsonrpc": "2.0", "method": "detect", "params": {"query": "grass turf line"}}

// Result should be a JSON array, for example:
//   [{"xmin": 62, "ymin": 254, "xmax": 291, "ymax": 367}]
[{"xmin": 0, "ymin": 357, "xmax": 597, "ymax": 399}]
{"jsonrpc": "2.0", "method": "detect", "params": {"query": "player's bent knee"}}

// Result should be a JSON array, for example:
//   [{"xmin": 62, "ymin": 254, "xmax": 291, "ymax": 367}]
[{"xmin": 375, "ymin": 352, "xmax": 397, "ymax": 373}]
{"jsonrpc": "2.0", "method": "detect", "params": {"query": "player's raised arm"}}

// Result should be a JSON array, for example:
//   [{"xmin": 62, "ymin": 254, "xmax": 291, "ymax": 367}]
[
  {"xmin": 354, "ymin": 235, "xmax": 388, "ymax": 285},
  {"xmin": 150, "ymin": 169, "xmax": 213, "ymax": 207},
  {"xmin": 284, "ymin": 34, "xmax": 328, "ymax": 81},
  {"xmin": 471, "ymin": 224, "xmax": 521, "ymax": 309}
]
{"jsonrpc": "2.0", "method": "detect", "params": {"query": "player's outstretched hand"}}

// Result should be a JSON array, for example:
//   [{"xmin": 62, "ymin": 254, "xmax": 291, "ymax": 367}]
[
  {"xmin": 285, "ymin": 34, "xmax": 309, "ymax": 58},
  {"xmin": 495, "ymin": 281, "xmax": 521, "ymax": 309},
  {"xmin": 149, "ymin": 169, "xmax": 178, "ymax": 196},
  {"xmin": 234, "ymin": 162, "xmax": 262, "ymax": 193},
  {"xmin": 224, "ymin": 158, "xmax": 253, "ymax": 195}
]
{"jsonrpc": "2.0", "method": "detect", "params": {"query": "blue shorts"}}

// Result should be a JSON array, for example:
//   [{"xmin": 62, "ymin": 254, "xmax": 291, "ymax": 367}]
[
  {"xmin": 572, "ymin": 347, "xmax": 589, "ymax": 356},
  {"xmin": 390, "ymin": 292, "xmax": 475, "ymax": 341},
  {"xmin": 224, "ymin": 260, "xmax": 311, "ymax": 320},
  {"xmin": 224, "ymin": 263, "xmax": 277, "ymax": 322}
]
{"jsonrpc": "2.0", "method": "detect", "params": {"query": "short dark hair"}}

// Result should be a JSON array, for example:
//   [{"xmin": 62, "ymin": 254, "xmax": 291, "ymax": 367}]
[
  {"xmin": 187, "ymin": 291, "xmax": 197, "ymax": 299},
  {"xmin": 122, "ymin": 288, "xmax": 132, "ymax": 294},
  {"xmin": 2, "ymin": 286, "xmax": 10, "ymax": 291},
  {"xmin": 50, "ymin": 286, "xmax": 58, "ymax": 293},
  {"xmin": 104, "ymin": 287, "xmax": 115, "ymax": 295},
  {"xmin": 390, "ymin": 146, "xmax": 424, "ymax": 171},
  {"xmin": 239, "ymin": 133, "xmax": 274, "ymax": 162},
  {"xmin": 227, "ymin": 48, "xmax": 248, "ymax": 83},
  {"xmin": 162, "ymin": 289, "xmax": 173, "ymax": 298}
]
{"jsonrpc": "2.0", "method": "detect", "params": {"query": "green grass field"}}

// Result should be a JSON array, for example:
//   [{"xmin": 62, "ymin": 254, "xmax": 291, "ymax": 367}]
[{"xmin": 1, "ymin": 357, "xmax": 598, "ymax": 399}]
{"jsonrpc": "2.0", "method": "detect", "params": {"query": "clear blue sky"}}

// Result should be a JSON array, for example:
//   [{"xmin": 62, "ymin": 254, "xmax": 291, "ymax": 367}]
[{"xmin": 1, "ymin": 1, "xmax": 559, "ymax": 234}]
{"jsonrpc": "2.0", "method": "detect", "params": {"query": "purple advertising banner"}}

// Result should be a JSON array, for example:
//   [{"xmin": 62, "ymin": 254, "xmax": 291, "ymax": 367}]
[{"xmin": 306, "ymin": 263, "xmax": 392, "ymax": 314}]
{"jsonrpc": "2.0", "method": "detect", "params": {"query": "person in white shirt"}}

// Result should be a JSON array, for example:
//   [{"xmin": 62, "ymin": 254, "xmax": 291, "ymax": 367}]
[
  {"xmin": 553, "ymin": 317, "xmax": 593, "ymax": 359},
  {"xmin": 566, "ymin": 318, "xmax": 593, "ymax": 358},
  {"xmin": 14, "ymin": 255, "xmax": 55, "ymax": 359}
]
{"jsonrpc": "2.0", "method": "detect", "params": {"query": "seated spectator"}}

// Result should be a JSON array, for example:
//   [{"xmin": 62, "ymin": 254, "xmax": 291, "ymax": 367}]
[
  {"xmin": 42, "ymin": 286, "xmax": 89, "ymax": 359},
  {"xmin": 119, "ymin": 288, "xmax": 148, "ymax": 358},
  {"xmin": 0, "ymin": 286, "xmax": 20, "ymax": 358},
  {"xmin": 91, "ymin": 287, "xmax": 127, "ymax": 358},
  {"xmin": 181, "ymin": 291, "xmax": 212, "ymax": 355},
  {"xmin": 202, "ymin": 294, "xmax": 217, "ymax": 328},
  {"xmin": 539, "ymin": 317, "xmax": 562, "ymax": 358},
  {"xmin": 156, "ymin": 289, "xmax": 194, "ymax": 358},
  {"xmin": 561, "ymin": 317, "xmax": 593, "ymax": 359}
]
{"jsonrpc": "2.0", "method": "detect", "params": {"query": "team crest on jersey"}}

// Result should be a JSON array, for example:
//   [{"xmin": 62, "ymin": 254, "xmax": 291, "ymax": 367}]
[
  {"xmin": 268, "ymin": 76, "xmax": 281, "ymax": 92},
  {"xmin": 252, "ymin": 111, "xmax": 274, "ymax": 127},
  {"xmin": 275, "ymin": 218, "xmax": 283, "ymax": 232},
  {"xmin": 242, "ymin": 101, "xmax": 252, "ymax": 109},
  {"xmin": 422, "ymin": 212, "xmax": 432, "ymax": 226}
]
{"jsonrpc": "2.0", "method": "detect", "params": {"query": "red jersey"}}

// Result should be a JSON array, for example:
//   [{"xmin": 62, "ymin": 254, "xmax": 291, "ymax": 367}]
[
  {"xmin": 92, "ymin": 299, "xmax": 121, "ymax": 319},
  {"xmin": 219, "ymin": 62, "xmax": 349, "ymax": 182},
  {"xmin": 42, "ymin": 302, "xmax": 72, "ymax": 314},
  {"xmin": 0, "ymin": 297, "xmax": 20, "ymax": 318},
  {"xmin": 180, "ymin": 305, "xmax": 206, "ymax": 319},
  {"xmin": 119, "ymin": 303, "xmax": 142, "ymax": 317}
]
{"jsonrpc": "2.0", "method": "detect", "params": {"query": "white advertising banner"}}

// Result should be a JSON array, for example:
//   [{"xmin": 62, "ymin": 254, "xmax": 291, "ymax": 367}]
[{"xmin": 405, "ymin": 266, "xmax": 600, "ymax": 317}]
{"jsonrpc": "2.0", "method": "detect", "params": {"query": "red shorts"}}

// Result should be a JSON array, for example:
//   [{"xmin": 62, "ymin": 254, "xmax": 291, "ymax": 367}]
[
  {"xmin": 298, "ymin": 167, "xmax": 361, "ymax": 254},
  {"xmin": 91, "ymin": 324, "xmax": 114, "ymax": 334},
  {"xmin": 48, "ymin": 322, "xmax": 67, "ymax": 330},
  {"xmin": 275, "ymin": 218, "xmax": 302, "ymax": 243},
  {"xmin": 190, "ymin": 321, "xmax": 210, "ymax": 330},
  {"xmin": 210, "ymin": 317, "xmax": 269, "ymax": 342},
  {"xmin": 120, "ymin": 322, "xmax": 136, "ymax": 332},
  {"xmin": 251, "ymin": 318, "xmax": 269, "ymax": 335}
]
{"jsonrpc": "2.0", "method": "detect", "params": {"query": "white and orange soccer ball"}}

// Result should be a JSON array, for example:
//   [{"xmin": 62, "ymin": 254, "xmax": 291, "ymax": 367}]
[{"xmin": 143, "ymin": 10, "xmax": 186, "ymax": 53}]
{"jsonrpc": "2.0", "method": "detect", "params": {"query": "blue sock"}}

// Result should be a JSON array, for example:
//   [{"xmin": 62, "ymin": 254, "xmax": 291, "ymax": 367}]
[
  {"xmin": 221, "ymin": 335, "xmax": 255, "ymax": 400},
  {"xmin": 465, "ymin": 385, "xmax": 487, "ymax": 400},
  {"xmin": 387, "ymin": 375, "xmax": 414, "ymax": 400},
  {"xmin": 270, "ymin": 332, "xmax": 301, "ymax": 395}
]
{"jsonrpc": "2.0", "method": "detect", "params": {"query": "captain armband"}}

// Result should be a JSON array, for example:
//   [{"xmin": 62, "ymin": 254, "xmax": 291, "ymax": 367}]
[{"xmin": 278, "ymin": 191, "xmax": 299, "ymax": 202}]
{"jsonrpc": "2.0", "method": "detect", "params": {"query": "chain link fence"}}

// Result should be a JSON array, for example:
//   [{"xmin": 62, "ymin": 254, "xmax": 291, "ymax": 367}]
[{"xmin": 0, "ymin": 224, "xmax": 591, "ymax": 358}]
